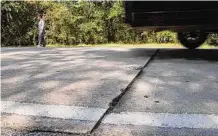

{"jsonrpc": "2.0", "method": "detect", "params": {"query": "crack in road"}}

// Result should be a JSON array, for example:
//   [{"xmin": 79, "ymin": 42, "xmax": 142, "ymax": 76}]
[
  {"xmin": 1, "ymin": 49, "xmax": 159, "ymax": 136},
  {"xmin": 89, "ymin": 49, "xmax": 159, "ymax": 134}
]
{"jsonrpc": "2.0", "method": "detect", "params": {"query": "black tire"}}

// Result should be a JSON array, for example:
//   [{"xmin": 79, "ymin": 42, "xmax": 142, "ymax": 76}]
[{"xmin": 177, "ymin": 32, "xmax": 208, "ymax": 49}]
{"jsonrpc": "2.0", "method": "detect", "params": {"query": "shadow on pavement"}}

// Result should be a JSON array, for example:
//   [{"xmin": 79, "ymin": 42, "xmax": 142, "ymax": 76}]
[
  {"xmin": 1, "ymin": 47, "xmax": 218, "ymax": 135},
  {"xmin": 128, "ymin": 48, "xmax": 218, "ymax": 61}
]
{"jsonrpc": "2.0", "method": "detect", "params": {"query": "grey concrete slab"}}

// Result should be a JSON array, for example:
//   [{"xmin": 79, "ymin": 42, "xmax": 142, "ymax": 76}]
[
  {"xmin": 3, "ymin": 124, "xmax": 218, "ymax": 136},
  {"xmin": 1, "ymin": 128, "xmax": 80, "ymax": 136},
  {"xmin": 1, "ymin": 47, "xmax": 156, "ymax": 133},
  {"xmin": 93, "ymin": 124, "xmax": 218, "ymax": 136},
  {"xmin": 1, "ymin": 47, "xmax": 155, "ymax": 107},
  {"xmin": 113, "ymin": 49, "xmax": 218, "ymax": 114},
  {"xmin": 1, "ymin": 113, "xmax": 90, "ymax": 135},
  {"xmin": 94, "ymin": 49, "xmax": 218, "ymax": 136}
]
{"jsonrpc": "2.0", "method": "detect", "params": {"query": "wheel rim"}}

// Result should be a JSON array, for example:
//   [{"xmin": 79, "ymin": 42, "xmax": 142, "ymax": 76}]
[{"xmin": 182, "ymin": 32, "xmax": 202, "ymax": 43}]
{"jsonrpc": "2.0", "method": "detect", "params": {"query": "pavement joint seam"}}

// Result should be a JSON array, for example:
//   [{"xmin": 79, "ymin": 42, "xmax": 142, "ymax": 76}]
[
  {"xmin": 89, "ymin": 49, "xmax": 160, "ymax": 134},
  {"xmin": 29, "ymin": 129, "xmax": 84, "ymax": 136},
  {"xmin": 1, "ymin": 49, "xmax": 159, "ymax": 136}
]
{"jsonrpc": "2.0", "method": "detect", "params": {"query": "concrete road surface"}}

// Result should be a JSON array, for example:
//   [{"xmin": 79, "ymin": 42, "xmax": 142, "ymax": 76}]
[
  {"xmin": 1, "ymin": 47, "xmax": 155, "ymax": 134},
  {"xmin": 1, "ymin": 47, "xmax": 218, "ymax": 136},
  {"xmin": 94, "ymin": 49, "xmax": 218, "ymax": 136}
]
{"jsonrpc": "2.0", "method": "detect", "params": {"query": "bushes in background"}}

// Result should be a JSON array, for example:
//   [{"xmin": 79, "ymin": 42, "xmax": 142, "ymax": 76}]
[
  {"xmin": 207, "ymin": 34, "xmax": 218, "ymax": 46},
  {"xmin": 1, "ymin": 1, "xmax": 37, "ymax": 46},
  {"xmin": 1, "ymin": 1, "xmax": 217, "ymax": 46}
]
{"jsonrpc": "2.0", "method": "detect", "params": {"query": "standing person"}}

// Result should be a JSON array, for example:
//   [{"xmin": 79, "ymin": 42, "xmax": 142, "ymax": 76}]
[{"xmin": 37, "ymin": 14, "xmax": 45, "ymax": 47}]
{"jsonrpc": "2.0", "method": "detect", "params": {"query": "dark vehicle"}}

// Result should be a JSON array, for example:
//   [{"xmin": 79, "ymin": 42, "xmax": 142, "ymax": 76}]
[{"xmin": 125, "ymin": 1, "xmax": 218, "ymax": 49}]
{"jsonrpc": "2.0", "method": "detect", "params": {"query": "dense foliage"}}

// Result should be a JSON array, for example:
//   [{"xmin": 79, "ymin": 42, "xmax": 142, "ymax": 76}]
[
  {"xmin": 1, "ymin": 1, "xmax": 37, "ymax": 46},
  {"xmin": 1, "ymin": 1, "xmax": 218, "ymax": 46}
]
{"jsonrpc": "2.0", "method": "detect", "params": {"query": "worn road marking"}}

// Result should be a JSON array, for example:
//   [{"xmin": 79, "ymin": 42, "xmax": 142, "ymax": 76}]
[
  {"xmin": 1, "ymin": 101, "xmax": 106, "ymax": 121},
  {"xmin": 103, "ymin": 112, "xmax": 218, "ymax": 129},
  {"xmin": 2, "ymin": 101, "xmax": 218, "ymax": 129}
]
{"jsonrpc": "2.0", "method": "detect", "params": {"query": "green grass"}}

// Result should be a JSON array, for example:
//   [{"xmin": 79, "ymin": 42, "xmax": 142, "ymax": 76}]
[
  {"xmin": 200, "ymin": 44, "xmax": 217, "ymax": 49},
  {"xmin": 47, "ymin": 43, "xmax": 217, "ymax": 49}
]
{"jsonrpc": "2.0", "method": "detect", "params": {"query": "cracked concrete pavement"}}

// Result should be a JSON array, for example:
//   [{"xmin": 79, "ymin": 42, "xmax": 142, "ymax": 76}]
[{"xmin": 1, "ymin": 48, "xmax": 218, "ymax": 136}]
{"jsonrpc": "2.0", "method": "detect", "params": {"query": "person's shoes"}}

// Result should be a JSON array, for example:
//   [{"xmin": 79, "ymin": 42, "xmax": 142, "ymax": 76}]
[{"xmin": 37, "ymin": 45, "xmax": 43, "ymax": 48}]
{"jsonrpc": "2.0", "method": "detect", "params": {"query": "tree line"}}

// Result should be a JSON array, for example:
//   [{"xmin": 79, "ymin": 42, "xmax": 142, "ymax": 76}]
[{"xmin": 1, "ymin": 1, "xmax": 218, "ymax": 46}]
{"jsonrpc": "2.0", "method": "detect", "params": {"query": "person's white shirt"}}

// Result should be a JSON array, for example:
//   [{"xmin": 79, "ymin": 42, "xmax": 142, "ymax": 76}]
[{"xmin": 38, "ymin": 19, "xmax": 45, "ymax": 34}]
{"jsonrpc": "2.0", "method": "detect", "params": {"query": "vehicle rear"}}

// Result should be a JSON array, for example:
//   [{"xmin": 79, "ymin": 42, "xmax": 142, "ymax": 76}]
[{"xmin": 125, "ymin": 1, "xmax": 218, "ymax": 49}]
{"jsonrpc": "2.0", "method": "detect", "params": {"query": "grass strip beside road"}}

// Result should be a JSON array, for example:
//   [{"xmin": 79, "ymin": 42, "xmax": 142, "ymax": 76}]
[
  {"xmin": 2, "ymin": 44, "xmax": 217, "ymax": 49},
  {"xmin": 47, "ymin": 43, "xmax": 217, "ymax": 49}
]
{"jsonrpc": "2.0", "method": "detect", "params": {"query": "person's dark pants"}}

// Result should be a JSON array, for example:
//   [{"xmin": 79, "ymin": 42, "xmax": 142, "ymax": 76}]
[{"xmin": 37, "ymin": 32, "xmax": 46, "ymax": 47}]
